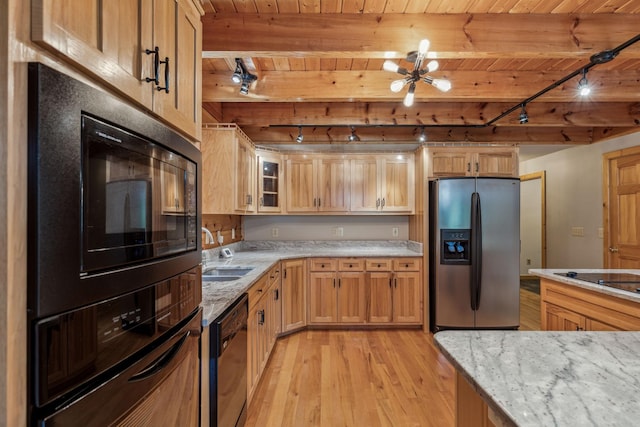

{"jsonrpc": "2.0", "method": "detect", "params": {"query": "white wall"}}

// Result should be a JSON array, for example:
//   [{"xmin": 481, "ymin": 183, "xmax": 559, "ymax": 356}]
[
  {"xmin": 243, "ymin": 215, "xmax": 409, "ymax": 241},
  {"xmin": 519, "ymin": 131, "xmax": 639, "ymax": 268}
]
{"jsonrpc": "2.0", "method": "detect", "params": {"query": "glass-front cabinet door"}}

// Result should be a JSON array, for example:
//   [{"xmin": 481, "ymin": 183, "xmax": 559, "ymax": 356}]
[{"xmin": 257, "ymin": 151, "xmax": 283, "ymax": 213}]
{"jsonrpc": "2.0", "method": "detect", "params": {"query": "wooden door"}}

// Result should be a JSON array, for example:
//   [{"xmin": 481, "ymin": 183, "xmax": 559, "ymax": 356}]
[
  {"xmin": 542, "ymin": 303, "xmax": 585, "ymax": 331},
  {"xmin": 337, "ymin": 272, "xmax": 367, "ymax": 323},
  {"xmin": 281, "ymin": 260, "xmax": 307, "ymax": 332},
  {"xmin": 317, "ymin": 158, "xmax": 350, "ymax": 212},
  {"xmin": 393, "ymin": 272, "xmax": 422, "ymax": 324},
  {"xmin": 381, "ymin": 157, "xmax": 414, "ymax": 213},
  {"xmin": 350, "ymin": 158, "xmax": 380, "ymax": 212},
  {"xmin": 368, "ymin": 272, "xmax": 393, "ymax": 323},
  {"xmin": 286, "ymin": 157, "xmax": 316, "ymax": 212},
  {"xmin": 308, "ymin": 272, "xmax": 337, "ymax": 323},
  {"xmin": 152, "ymin": 0, "xmax": 201, "ymax": 140},
  {"xmin": 603, "ymin": 147, "xmax": 640, "ymax": 268}
]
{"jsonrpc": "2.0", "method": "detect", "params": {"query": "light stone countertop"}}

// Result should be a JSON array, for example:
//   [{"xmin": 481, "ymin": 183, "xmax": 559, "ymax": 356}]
[
  {"xmin": 529, "ymin": 268, "xmax": 640, "ymax": 303},
  {"xmin": 201, "ymin": 240, "xmax": 422, "ymax": 326},
  {"xmin": 434, "ymin": 330, "xmax": 640, "ymax": 427}
]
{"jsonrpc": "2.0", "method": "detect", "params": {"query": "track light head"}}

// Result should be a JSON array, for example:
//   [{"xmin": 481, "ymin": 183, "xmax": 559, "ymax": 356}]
[
  {"xmin": 418, "ymin": 127, "xmax": 427, "ymax": 143},
  {"xmin": 296, "ymin": 126, "xmax": 304, "ymax": 143},
  {"xmin": 519, "ymin": 104, "xmax": 529, "ymax": 124},
  {"xmin": 577, "ymin": 69, "xmax": 591, "ymax": 96},
  {"xmin": 348, "ymin": 126, "xmax": 360, "ymax": 142}
]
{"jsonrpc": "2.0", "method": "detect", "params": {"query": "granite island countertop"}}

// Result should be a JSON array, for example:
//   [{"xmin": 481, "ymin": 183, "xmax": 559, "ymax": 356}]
[
  {"xmin": 529, "ymin": 268, "xmax": 640, "ymax": 303},
  {"xmin": 434, "ymin": 330, "xmax": 640, "ymax": 427},
  {"xmin": 201, "ymin": 240, "xmax": 422, "ymax": 326}
]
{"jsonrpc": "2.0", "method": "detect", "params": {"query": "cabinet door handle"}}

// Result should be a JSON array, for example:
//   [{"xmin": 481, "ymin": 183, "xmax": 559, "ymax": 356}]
[
  {"xmin": 144, "ymin": 46, "xmax": 160, "ymax": 85},
  {"xmin": 467, "ymin": 162, "xmax": 471, "ymax": 172},
  {"xmin": 475, "ymin": 162, "xmax": 479, "ymax": 173},
  {"xmin": 388, "ymin": 278, "xmax": 392, "ymax": 288},
  {"xmin": 376, "ymin": 198, "xmax": 380, "ymax": 208},
  {"xmin": 318, "ymin": 198, "xmax": 321, "ymax": 207},
  {"xmin": 333, "ymin": 278, "xmax": 336, "ymax": 288},
  {"xmin": 313, "ymin": 198, "xmax": 317, "ymax": 207},
  {"xmin": 381, "ymin": 198, "xmax": 385, "ymax": 208},
  {"xmin": 260, "ymin": 197, "xmax": 264, "ymax": 206},
  {"xmin": 338, "ymin": 278, "xmax": 341, "ymax": 288},
  {"xmin": 274, "ymin": 289, "xmax": 279, "ymax": 300},
  {"xmin": 156, "ymin": 56, "xmax": 170, "ymax": 93},
  {"xmin": 258, "ymin": 310, "xmax": 265, "ymax": 325},
  {"xmin": 394, "ymin": 278, "xmax": 397, "ymax": 288}
]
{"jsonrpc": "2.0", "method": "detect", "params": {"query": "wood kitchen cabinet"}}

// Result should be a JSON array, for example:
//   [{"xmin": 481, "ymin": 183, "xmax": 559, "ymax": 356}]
[
  {"xmin": 257, "ymin": 150, "xmax": 283, "ymax": 213},
  {"xmin": 285, "ymin": 155, "xmax": 350, "ymax": 213},
  {"xmin": 428, "ymin": 147, "xmax": 518, "ymax": 178},
  {"xmin": 247, "ymin": 264, "xmax": 281, "ymax": 402},
  {"xmin": 201, "ymin": 124, "xmax": 256, "ymax": 214},
  {"xmin": 281, "ymin": 259, "xmax": 307, "ymax": 333},
  {"xmin": 367, "ymin": 258, "xmax": 422, "ymax": 325},
  {"xmin": 541, "ymin": 278, "xmax": 640, "ymax": 331},
  {"xmin": 308, "ymin": 258, "xmax": 366, "ymax": 324},
  {"xmin": 32, "ymin": 0, "xmax": 203, "ymax": 141},
  {"xmin": 350, "ymin": 155, "xmax": 415, "ymax": 213}
]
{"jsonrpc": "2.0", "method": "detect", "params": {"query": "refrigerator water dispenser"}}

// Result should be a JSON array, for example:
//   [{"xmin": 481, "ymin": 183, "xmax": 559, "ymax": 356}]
[{"xmin": 440, "ymin": 229, "xmax": 470, "ymax": 264}]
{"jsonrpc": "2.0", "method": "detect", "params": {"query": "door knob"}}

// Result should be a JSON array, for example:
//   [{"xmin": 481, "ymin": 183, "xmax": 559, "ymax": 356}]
[{"xmin": 608, "ymin": 247, "xmax": 619, "ymax": 253}]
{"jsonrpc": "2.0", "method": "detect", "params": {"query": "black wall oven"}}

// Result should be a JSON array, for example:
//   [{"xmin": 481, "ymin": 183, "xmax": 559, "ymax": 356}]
[{"xmin": 27, "ymin": 63, "xmax": 202, "ymax": 426}]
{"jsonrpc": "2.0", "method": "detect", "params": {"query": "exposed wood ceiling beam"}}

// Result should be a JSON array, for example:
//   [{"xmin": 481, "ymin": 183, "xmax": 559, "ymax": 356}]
[
  {"xmin": 202, "ymin": 13, "xmax": 640, "ymax": 58},
  {"xmin": 219, "ymin": 101, "xmax": 640, "ymax": 127},
  {"xmin": 202, "ymin": 69, "xmax": 640, "ymax": 102}
]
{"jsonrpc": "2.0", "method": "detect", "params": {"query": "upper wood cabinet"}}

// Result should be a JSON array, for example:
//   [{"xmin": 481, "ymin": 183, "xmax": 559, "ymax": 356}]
[
  {"xmin": 428, "ymin": 147, "xmax": 518, "ymax": 178},
  {"xmin": 285, "ymin": 155, "xmax": 350, "ymax": 213},
  {"xmin": 32, "ymin": 0, "xmax": 203, "ymax": 141},
  {"xmin": 201, "ymin": 124, "xmax": 256, "ymax": 214},
  {"xmin": 350, "ymin": 155, "xmax": 415, "ymax": 213},
  {"xmin": 257, "ymin": 150, "xmax": 284, "ymax": 213}
]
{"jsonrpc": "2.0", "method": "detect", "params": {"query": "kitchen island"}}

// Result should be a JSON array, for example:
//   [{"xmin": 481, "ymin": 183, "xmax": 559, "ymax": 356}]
[{"xmin": 434, "ymin": 330, "xmax": 640, "ymax": 427}]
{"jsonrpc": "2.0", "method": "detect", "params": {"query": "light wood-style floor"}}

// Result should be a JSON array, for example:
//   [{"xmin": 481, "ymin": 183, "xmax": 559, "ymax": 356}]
[{"xmin": 246, "ymin": 289, "xmax": 540, "ymax": 427}]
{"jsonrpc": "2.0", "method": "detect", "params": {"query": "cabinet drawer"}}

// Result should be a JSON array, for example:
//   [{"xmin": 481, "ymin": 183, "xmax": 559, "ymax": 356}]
[
  {"xmin": 365, "ymin": 259, "xmax": 392, "ymax": 271},
  {"xmin": 248, "ymin": 274, "xmax": 269, "ymax": 309},
  {"xmin": 338, "ymin": 259, "xmax": 365, "ymax": 271},
  {"xmin": 267, "ymin": 264, "xmax": 280, "ymax": 286},
  {"xmin": 393, "ymin": 258, "xmax": 421, "ymax": 271},
  {"xmin": 309, "ymin": 258, "xmax": 337, "ymax": 271}
]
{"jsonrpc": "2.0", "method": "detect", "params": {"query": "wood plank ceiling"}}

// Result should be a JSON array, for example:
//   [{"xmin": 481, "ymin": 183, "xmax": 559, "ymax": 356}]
[{"xmin": 200, "ymin": 0, "xmax": 640, "ymax": 151}]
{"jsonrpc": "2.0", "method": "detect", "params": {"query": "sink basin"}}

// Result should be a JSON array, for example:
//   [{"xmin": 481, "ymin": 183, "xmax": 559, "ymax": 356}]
[
  {"xmin": 202, "ymin": 266, "xmax": 254, "ymax": 281},
  {"xmin": 202, "ymin": 275, "xmax": 241, "ymax": 282}
]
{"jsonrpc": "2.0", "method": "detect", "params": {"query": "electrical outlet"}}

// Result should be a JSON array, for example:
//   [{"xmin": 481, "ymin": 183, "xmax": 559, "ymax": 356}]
[
  {"xmin": 571, "ymin": 226, "xmax": 584, "ymax": 237},
  {"xmin": 526, "ymin": 259, "xmax": 531, "ymax": 265},
  {"xmin": 271, "ymin": 228, "xmax": 279, "ymax": 237},
  {"xmin": 392, "ymin": 227, "xmax": 399, "ymax": 237},
  {"xmin": 598, "ymin": 227, "xmax": 604, "ymax": 239},
  {"xmin": 336, "ymin": 227, "xmax": 344, "ymax": 237}
]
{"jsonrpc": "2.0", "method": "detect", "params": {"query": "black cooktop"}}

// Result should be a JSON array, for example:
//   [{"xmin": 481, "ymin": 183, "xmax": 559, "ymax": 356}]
[{"xmin": 554, "ymin": 272, "xmax": 640, "ymax": 293}]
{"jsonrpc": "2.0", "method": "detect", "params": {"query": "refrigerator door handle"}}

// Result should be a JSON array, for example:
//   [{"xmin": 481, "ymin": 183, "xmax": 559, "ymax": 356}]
[{"xmin": 470, "ymin": 191, "xmax": 483, "ymax": 310}]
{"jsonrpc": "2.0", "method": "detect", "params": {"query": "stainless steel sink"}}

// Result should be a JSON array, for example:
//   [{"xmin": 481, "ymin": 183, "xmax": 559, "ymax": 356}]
[{"xmin": 202, "ymin": 266, "xmax": 254, "ymax": 281}]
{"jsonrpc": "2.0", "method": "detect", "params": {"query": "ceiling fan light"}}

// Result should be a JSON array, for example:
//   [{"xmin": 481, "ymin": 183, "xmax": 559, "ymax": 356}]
[
  {"xmin": 431, "ymin": 78, "xmax": 452, "ymax": 92},
  {"xmin": 383, "ymin": 60, "xmax": 400, "ymax": 73},
  {"xmin": 390, "ymin": 79, "xmax": 406, "ymax": 93},
  {"xmin": 426, "ymin": 60, "xmax": 439, "ymax": 73},
  {"xmin": 418, "ymin": 39, "xmax": 430, "ymax": 55}
]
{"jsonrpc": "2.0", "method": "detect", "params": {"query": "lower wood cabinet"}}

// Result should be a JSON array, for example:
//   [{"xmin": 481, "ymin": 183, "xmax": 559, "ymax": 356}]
[
  {"xmin": 541, "ymin": 278, "xmax": 640, "ymax": 331},
  {"xmin": 308, "ymin": 257, "xmax": 422, "ymax": 326},
  {"xmin": 247, "ymin": 264, "xmax": 281, "ymax": 402},
  {"xmin": 281, "ymin": 259, "xmax": 307, "ymax": 333}
]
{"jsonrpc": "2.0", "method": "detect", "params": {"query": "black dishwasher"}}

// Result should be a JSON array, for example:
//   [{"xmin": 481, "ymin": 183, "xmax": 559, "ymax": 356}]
[{"xmin": 210, "ymin": 293, "xmax": 248, "ymax": 427}]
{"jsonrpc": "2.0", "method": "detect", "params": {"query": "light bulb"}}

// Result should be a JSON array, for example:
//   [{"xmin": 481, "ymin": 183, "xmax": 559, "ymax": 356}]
[
  {"xmin": 383, "ymin": 60, "xmax": 400, "ymax": 73},
  {"xmin": 426, "ymin": 60, "xmax": 439, "ymax": 72},
  {"xmin": 431, "ymin": 78, "xmax": 452, "ymax": 92},
  {"xmin": 403, "ymin": 83, "xmax": 416, "ymax": 107},
  {"xmin": 390, "ymin": 79, "xmax": 406, "ymax": 93},
  {"xmin": 578, "ymin": 77, "xmax": 591, "ymax": 96},
  {"xmin": 418, "ymin": 39, "xmax": 430, "ymax": 55}
]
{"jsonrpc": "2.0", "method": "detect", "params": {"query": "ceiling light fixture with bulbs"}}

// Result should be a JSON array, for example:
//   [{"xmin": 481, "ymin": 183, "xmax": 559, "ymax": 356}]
[{"xmin": 383, "ymin": 39, "xmax": 452, "ymax": 107}]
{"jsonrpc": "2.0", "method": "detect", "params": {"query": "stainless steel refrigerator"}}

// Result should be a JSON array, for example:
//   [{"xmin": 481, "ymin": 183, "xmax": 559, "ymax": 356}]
[{"xmin": 429, "ymin": 177, "xmax": 520, "ymax": 331}]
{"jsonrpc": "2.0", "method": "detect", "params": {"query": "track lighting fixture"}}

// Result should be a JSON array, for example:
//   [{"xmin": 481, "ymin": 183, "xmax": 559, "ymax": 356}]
[
  {"xmin": 577, "ymin": 69, "xmax": 591, "ymax": 96},
  {"xmin": 384, "ymin": 38, "xmax": 451, "ymax": 107},
  {"xmin": 519, "ymin": 104, "xmax": 529, "ymax": 124},
  {"xmin": 418, "ymin": 127, "xmax": 427, "ymax": 143},
  {"xmin": 231, "ymin": 58, "xmax": 257, "ymax": 95},
  {"xmin": 348, "ymin": 126, "xmax": 360, "ymax": 142},
  {"xmin": 296, "ymin": 126, "xmax": 304, "ymax": 143}
]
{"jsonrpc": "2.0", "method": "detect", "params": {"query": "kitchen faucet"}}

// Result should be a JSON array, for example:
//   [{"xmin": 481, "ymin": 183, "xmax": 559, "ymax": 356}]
[{"xmin": 202, "ymin": 227, "xmax": 215, "ymax": 245}]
